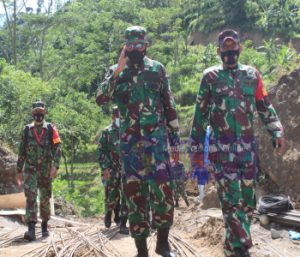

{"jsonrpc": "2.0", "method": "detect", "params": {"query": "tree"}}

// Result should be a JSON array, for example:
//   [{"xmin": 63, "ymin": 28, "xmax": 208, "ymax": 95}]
[
  {"xmin": 221, "ymin": 0, "xmax": 248, "ymax": 26},
  {"xmin": 181, "ymin": 0, "xmax": 225, "ymax": 34},
  {"xmin": 49, "ymin": 90, "xmax": 107, "ymax": 189},
  {"xmin": 257, "ymin": 0, "xmax": 300, "ymax": 39},
  {"xmin": 0, "ymin": 59, "xmax": 54, "ymax": 148},
  {"xmin": 0, "ymin": 0, "xmax": 17, "ymax": 64}
]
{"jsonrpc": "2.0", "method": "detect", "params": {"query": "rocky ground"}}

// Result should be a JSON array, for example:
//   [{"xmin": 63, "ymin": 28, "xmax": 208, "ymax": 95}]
[
  {"xmin": 1, "ymin": 190, "xmax": 300, "ymax": 257},
  {"xmin": 257, "ymin": 68, "xmax": 300, "ymax": 198},
  {"xmin": 173, "ymin": 195, "xmax": 300, "ymax": 257},
  {"xmin": 0, "ymin": 146, "xmax": 20, "ymax": 195}
]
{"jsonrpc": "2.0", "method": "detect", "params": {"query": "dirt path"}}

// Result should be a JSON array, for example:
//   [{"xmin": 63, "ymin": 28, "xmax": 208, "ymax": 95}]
[
  {"xmin": 0, "ymin": 215, "xmax": 201, "ymax": 257},
  {"xmin": 1, "ymin": 198, "xmax": 300, "ymax": 257},
  {"xmin": 172, "ymin": 198, "xmax": 300, "ymax": 257}
]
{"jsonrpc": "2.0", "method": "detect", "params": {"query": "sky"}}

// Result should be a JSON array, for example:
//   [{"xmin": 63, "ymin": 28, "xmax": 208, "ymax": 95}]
[
  {"xmin": 0, "ymin": 0, "xmax": 66, "ymax": 15},
  {"xmin": 0, "ymin": 0, "xmax": 67, "ymax": 26},
  {"xmin": 1, "ymin": 0, "xmax": 42, "ymax": 14}
]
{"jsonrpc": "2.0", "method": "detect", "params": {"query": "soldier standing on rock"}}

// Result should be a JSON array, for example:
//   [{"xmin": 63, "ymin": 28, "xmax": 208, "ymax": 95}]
[
  {"xmin": 98, "ymin": 106, "xmax": 129, "ymax": 235},
  {"xmin": 16, "ymin": 101, "xmax": 62, "ymax": 241},
  {"xmin": 96, "ymin": 26, "xmax": 179, "ymax": 257},
  {"xmin": 189, "ymin": 29, "xmax": 285, "ymax": 257}
]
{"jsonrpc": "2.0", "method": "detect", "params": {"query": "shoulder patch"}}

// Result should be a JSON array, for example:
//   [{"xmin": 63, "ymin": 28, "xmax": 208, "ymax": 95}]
[
  {"xmin": 51, "ymin": 125, "xmax": 61, "ymax": 145},
  {"xmin": 245, "ymin": 66, "xmax": 257, "ymax": 79},
  {"xmin": 27, "ymin": 122, "xmax": 35, "ymax": 129}
]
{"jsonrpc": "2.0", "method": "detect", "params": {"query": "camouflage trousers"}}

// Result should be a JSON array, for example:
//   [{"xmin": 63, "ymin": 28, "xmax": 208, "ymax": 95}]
[
  {"xmin": 124, "ymin": 180, "xmax": 173, "ymax": 239},
  {"xmin": 214, "ymin": 161, "xmax": 256, "ymax": 257},
  {"xmin": 105, "ymin": 171, "xmax": 128, "ymax": 219},
  {"xmin": 121, "ymin": 133, "xmax": 174, "ymax": 239},
  {"xmin": 23, "ymin": 163, "xmax": 52, "ymax": 224},
  {"xmin": 119, "ymin": 184, "xmax": 128, "ymax": 219},
  {"xmin": 173, "ymin": 180, "xmax": 188, "ymax": 202}
]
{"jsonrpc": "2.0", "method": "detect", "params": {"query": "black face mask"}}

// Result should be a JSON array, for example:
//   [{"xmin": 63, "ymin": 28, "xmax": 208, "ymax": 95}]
[
  {"xmin": 221, "ymin": 50, "xmax": 240, "ymax": 67},
  {"xmin": 33, "ymin": 113, "xmax": 44, "ymax": 123},
  {"xmin": 126, "ymin": 50, "xmax": 145, "ymax": 66}
]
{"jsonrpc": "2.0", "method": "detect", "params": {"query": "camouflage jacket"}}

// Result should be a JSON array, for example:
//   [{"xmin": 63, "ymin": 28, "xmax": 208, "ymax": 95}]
[
  {"xmin": 190, "ymin": 64, "xmax": 283, "ymax": 161},
  {"xmin": 96, "ymin": 58, "xmax": 180, "ymax": 147},
  {"xmin": 17, "ymin": 121, "xmax": 62, "ymax": 172},
  {"xmin": 98, "ymin": 123, "xmax": 121, "ymax": 171},
  {"xmin": 170, "ymin": 161, "xmax": 186, "ymax": 181}
]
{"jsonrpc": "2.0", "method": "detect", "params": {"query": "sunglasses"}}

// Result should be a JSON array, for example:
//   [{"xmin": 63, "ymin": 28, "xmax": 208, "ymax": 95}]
[{"xmin": 126, "ymin": 43, "xmax": 146, "ymax": 51}]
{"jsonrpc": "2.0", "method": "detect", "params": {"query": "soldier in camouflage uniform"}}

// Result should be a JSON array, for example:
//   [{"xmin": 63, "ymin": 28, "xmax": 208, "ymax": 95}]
[
  {"xmin": 16, "ymin": 101, "xmax": 62, "ymax": 241},
  {"xmin": 169, "ymin": 159, "xmax": 189, "ymax": 208},
  {"xmin": 189, "ymin": 30, "xmax": 285, "ymax": 257},
  {"xmin": 96, "ymin": 26, "xmax": 179, "ymax": 257},
  {"xmin": 98, "ymin": 106, "xmax": 129, "ymax": 234}
]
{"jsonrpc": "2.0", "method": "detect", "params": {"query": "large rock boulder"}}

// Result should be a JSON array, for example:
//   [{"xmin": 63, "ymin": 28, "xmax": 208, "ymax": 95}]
[
  {"xmin": 257, "ymin": 69, "xmax": 300, "ymax": 197},
  {"xmin": 0, "ymin": 146, "xmax": 21, "ymax": 194}
]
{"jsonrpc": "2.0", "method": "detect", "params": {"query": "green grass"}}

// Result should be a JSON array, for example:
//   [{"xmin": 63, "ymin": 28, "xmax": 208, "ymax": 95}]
[
  {"xmin": 60, "ymin": 162, "xmax": 99, "ymax": 170},
  {"xmin": 53, "ymin": 162, "xmax": 105, "ymax": 217}
]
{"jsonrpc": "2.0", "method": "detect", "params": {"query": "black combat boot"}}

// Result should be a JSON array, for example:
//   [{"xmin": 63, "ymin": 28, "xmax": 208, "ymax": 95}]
[
  {"xmin": 234, "ymin": 246, "xmax": 251, "ymax": 257},
  {"xmin": 184, "ymin": 198, "xmax": 189, "ymax": 207},
  {"xmin": 119, "ymin": 218, "xmax": 129, "ymax": 235},
  {"xmin": 114, "ymin": 204, "xmax": 121, "ymax": 225},
  {"xmin": 135, "ymin": 238, "xmax": 149, "ymax": 257},
  {"xmin": 104, "ymin": 210, "xmax": 112, "ymax": 228},
  {"xmin": 24, "ymin": 222, "xmax": 36, "ymax": 241},
  {"xmin": 41, "ymin": 221, "xmax": 49, "ymax": 237},
  {"xmin": 174, "ymin": 199, "xmax": 179, "ymax": 208},
  {"xmin": 155, "ymin": 228, "xmax": 177, "ymax": 257}
]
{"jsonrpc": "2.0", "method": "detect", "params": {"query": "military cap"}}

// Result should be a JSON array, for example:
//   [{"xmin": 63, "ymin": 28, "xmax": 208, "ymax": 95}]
[
  {"xmin": 124, "ymin": 26, "xmax": 148, "ymax": 44},
  {"xmin": 218, "ymin": 29, "xmax": 240, "ymax": 47},
  {"xmin": 32, "ymin": 100, "xmax": 46, "ymax": 114}
]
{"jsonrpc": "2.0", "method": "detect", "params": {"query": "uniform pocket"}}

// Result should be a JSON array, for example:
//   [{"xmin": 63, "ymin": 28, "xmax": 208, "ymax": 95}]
[
  {"xmin": 142, "ymin": 82, "xmax": 163, "ymax": 118},
  {"xmin": 241, "ymin": 86, "xmax": 255, "ymax": 113},
  {"xmin": 212, "ymin": 83, "xmax": 231, "ymax": 109},
  {"xmin": 115, "ymin": 83, "xmax": 132, "ymax": 104},
  {"xmin": 144, "ymin": 82, "xmax": 161, "ymax": 97}
]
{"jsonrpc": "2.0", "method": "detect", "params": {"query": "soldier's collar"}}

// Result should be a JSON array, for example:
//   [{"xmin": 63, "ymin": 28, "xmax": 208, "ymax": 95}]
[
  {"xmin": 126, "ymin": 59, "xmax": 145, "ymax": 70},
  {"xmin": 42, "ymin": 121, "xmax": 48, "ymax": 129},
  {"xmin": 143, "ymin": 56, "xmax": 152, "ymax": 65},
  {"xmin": 28, "ymin": 122, "xmax": 35, "ymax": 128},
  {"xmin": 32, "ymin": 120, "xmax": 48, "ymax": 128},
  {"xmin": 222, "ymin": 63, "xmax": 241, "ymax": 71},
  {"xmin": 143, "ymin": 57, "xmax": 154, "ymax": 69}
]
